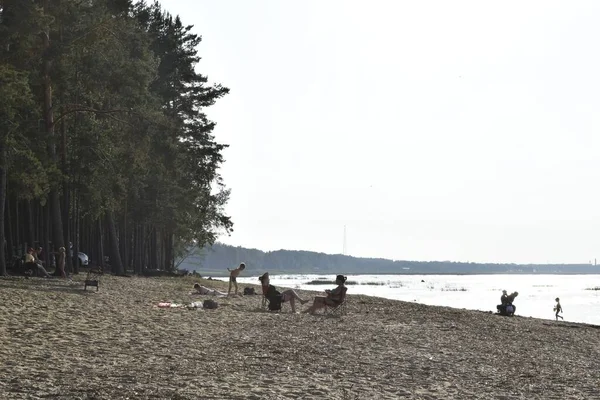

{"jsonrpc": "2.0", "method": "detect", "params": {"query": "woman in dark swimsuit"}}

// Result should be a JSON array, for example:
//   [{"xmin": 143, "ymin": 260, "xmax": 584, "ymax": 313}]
[{"xmin": 259, "ymin": 272, "xmax": 307, "ymax": 312}]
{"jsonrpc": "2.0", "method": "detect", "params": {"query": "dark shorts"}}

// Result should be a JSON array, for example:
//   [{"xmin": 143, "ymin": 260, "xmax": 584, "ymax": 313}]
[{"xmin": 230, "ymin": 276, "xmax": 236, "ymax": 283}]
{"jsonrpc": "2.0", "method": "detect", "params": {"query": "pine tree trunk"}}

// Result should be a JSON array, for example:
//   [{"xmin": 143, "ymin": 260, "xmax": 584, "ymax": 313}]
[
  {"xmin": 134, "ymin": 224, "xmax": 142, "ymax": 274},
  {"xmin": 164, "ymin": 230, "xmax": 173, "ymax": 272},
  {"xmin": 107, "ymin": 211, "xmax": 124, "ymax": 275},
  {"xmin": 73, "ymin": 188, "xmax": 80, "ymax": 274},
  {"xmin": 0, "ymin": 145, "xmax": 7, "ymax": 276},
  {"xmin": 42, "ymin": 0, "xmax": 65, "ymax": 256},
  {"xmin": 43, "ymin": 202, "xmax": 51, "ymax": 270},
  {"xmin": 15, "ymin": 199, "xmax": 20, "ymax": 254},
  {"xmin": 26, "ymin": 201, "xmax": 35, "ymax": 249},
  {"xmin": 98, "ymin": 218, "xmax": 105, "ymax": 272},
  {"xmin": 6, "ymin": 192, "xmax": 14, "ymax": 261}
]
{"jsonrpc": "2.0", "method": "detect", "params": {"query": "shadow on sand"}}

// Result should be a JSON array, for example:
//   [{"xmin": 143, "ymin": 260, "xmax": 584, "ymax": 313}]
[{"xmin": 0, "ymin": 277, "xmax": 93, "ymax": 296}]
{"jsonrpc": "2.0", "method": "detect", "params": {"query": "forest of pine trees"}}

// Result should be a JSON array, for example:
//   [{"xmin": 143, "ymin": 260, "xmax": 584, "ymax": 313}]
[{"xmin": 0, "ymin": 0, "xmax": 232, "ymax": 275}]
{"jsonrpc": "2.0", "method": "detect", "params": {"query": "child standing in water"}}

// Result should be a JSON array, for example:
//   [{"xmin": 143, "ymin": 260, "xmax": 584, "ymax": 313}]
[
  {"xmin": 227, "ymin": 263, "xmax": 246, "ymax": 296},
  {"xmin": 554, "ymin": 297, "xmax": 564, "ymax": 321}
]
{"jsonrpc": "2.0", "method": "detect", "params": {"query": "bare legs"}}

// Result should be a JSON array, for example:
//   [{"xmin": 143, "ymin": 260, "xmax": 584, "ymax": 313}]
[
  {"xmin": 282, "ymin": 289, "xmax": 307, "ymax": 304},
  {"xmin": 228, "ymin": 280, "xmax": 238, "ymax": 296},
  {"xmin": 280, "ymin": 290, "xmax": 307, "ymax": 313},
  {"xmin": 556, "ymin": 312, "xmax": 563, "ymax": 321},
  {"xmin": 303, "ymin": 296, "xmax": 328, "ymax": 314},
  {"xmin": 37, "ymin": 264, "xmax": 51, "ymax": 278}
]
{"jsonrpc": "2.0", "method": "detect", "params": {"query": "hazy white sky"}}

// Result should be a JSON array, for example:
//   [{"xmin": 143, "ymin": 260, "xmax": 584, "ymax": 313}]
[{"xmin": 167, "ymin": 0, "xmax": 600, "ymax": 264}]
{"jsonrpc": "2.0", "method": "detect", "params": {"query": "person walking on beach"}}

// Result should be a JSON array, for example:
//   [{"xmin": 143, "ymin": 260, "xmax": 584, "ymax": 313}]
[
  {"xmin": 554, "ymin": 297, "xmax": 564, "ymax": 321},
  {"xmin": 227, "ymin": 263, "xmax": 245, "ymax": 296}
]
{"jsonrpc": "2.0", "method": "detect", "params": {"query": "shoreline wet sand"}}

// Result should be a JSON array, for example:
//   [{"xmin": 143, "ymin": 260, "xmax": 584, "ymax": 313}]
[{"xmin": 1, "ymin": 275, "xmax": 599, "ymax": 399}]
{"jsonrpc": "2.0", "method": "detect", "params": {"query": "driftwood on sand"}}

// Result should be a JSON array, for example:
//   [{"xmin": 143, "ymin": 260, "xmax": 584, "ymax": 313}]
[{"xmin": 0, "ymin": 275, "xmax": 598, "ymax": 399}]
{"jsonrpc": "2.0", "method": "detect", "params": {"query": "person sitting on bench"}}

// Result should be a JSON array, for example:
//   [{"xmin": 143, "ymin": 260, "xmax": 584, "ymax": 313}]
[
  {"xmin": 25, "ymin": 248, "xmax": 51, "ymax": 278},
  {"xmin": 259, "ymin": 272, "xmax": 307, "ymax": 312},
  {"xmin": 303, "ymin": 275, "xmax": 347, "ymax": 314}
]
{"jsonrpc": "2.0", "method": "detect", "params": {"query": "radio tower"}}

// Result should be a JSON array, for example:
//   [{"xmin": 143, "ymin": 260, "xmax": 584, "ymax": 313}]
[{"xmin": 343, "ymin": 225, "xmax": 347, "ymax": 255}]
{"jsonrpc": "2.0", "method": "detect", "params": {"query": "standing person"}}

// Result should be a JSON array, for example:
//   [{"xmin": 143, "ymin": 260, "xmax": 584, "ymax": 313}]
[
  {"xmin": 227, "ymin": 263, "xmax": 246, "ymax": 296},
  {"xmin": 56, "ymin": 247, "xmax": 67, "ymax": 279},
  {"xmin": 554, "ymin": 297, "xmax": 564, "ymax": 321}
]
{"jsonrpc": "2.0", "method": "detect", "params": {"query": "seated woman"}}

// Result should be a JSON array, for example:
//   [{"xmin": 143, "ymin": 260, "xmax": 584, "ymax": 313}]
[
  {"xmin": 259, "ymin": 272, "xmax": 307, "ymax": 313},
  {"xmin": 192, "ymin": 283, "xmax": 227, "ymax": 297},
  {"xmin": 303, "ymin": 275, "xmax": 347, "ymax": 315}
]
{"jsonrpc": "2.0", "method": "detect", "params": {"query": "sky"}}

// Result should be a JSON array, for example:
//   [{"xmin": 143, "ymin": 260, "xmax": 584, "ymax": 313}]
[{"xmin": 166, "ymin": 0, "xmax": 600, "ymax": 264}]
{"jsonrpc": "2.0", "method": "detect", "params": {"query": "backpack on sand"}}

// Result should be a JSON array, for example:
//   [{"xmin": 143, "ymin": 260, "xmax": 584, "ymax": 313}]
[{"xmin": 203, "ymin": 299, "xmax": 219, "ymax": 309}]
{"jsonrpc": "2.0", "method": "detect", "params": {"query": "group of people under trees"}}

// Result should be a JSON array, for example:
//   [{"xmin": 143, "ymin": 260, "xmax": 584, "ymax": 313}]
[
  {"xmin": 192, "ymin": 262, "xmax": 348, "ymax": 314},
  {"xmin": 21, "ymin": 246, "xmax": 68, "ymax": 279}
]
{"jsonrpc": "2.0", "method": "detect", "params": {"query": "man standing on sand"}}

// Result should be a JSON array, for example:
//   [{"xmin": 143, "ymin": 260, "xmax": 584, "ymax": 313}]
[
  {"xmin": 227, "ymin": 263, "xmax": 245, "ymax": 296},
  {"xmin": 554, "ymin": 297, "xmax": 564, "ymax": 321}
]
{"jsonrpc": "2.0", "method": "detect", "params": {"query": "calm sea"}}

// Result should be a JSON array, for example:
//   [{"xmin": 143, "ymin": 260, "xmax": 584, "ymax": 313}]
[{"xmin": 228, "ymin": 274, "xmax": 600, "ymax": 325}]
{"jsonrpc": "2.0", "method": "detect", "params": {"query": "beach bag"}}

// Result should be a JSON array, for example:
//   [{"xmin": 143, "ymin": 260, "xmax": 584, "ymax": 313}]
[
  {"xmin": 203, "ymin": 299, "xmax": 219, "ymax": 309},
  {"xmin": 244, "ymin": 287, "xmax": 256, "ymax": 295},
  {"xmin": 506, "ymin": 305, "xmax": 514, "ymax": 314},
  {"xmin": 268, "ymin": 295, "xmax": 283, "ymax": 311}
]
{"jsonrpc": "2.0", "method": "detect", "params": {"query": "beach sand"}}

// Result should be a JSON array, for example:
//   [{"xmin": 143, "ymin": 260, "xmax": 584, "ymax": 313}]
[{"xmin": 0, "ymin": 274, "xmax": 599, "ymax": 399}]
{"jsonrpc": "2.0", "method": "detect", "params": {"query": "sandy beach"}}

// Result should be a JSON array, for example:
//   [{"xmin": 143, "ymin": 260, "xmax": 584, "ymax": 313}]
[{"xmin": 1, "ymin": 274, "xmax": 599, "ymax": 399}]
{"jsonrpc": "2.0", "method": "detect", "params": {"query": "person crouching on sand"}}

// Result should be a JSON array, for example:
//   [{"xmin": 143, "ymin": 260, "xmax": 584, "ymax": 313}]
[
  {"xmin": 303, "ymin": 275, "xmax": 347, "ymax": 314},
  {"xmin": 259, "ymin": 272, "xmax": 308, "ymax": 313},
  {"xmin": 554, "ymin": 297, "xmax": 564, "ymax": 320},
  {"xmin": 227, "ymin": 263, "xmax": 245, "ymax": 296}
]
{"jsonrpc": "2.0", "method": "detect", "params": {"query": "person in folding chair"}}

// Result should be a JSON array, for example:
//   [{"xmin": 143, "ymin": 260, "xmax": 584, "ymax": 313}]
[
  {"xmin": 303, "ymin": 274, "xmax": 348, "ymax": 315},
  {"xmin": 259, "ymin": 272, "xmax": 308, "ymax": 313}
]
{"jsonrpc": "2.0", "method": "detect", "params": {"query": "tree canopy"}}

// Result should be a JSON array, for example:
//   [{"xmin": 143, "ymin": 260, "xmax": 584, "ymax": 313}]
[{"xmin": 0, "ymin": 0, "xmax": 232, "ymax": 275}]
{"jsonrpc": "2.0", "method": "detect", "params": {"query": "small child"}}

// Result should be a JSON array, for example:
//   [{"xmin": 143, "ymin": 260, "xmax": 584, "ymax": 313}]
[
  {"xmin": 554, "ymin": 297, "xmax": 563, "ymax": 321},
  {"xmin": 227, "ymin": 263, "xmax": 246, "ymax": 296}
]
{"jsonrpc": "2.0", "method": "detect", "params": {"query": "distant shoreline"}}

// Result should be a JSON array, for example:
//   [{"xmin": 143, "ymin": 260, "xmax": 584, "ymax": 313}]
[
  {"xmin": 181, "ymin": 243, "xmax": 600, "ymax": 276},
  {"xmin": 200, "ymin": 271, "xmax": 600, "ymax": 278}
]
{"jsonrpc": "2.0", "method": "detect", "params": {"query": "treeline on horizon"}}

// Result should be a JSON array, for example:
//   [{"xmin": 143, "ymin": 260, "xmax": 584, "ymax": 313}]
[
  {"xmin": 0, "ymin": 0, "xmax": 232, "ymax": 275},
  {"xmin": 180, "ymin": 243, "xmax": 600, "ymax": 275}
]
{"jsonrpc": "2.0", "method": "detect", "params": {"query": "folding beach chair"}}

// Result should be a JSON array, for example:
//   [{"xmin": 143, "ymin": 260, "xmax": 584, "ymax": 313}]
[
  {"xmin": 261, "ymin": 294, "xmax": 283, "ymax": 312},
  {"xmin": 84, "ymin": 267, "xmax": 103, "ymax": 291},
  {"xmin": 325, "ymin": 287, "xmax": 348, "ymax": 316}
]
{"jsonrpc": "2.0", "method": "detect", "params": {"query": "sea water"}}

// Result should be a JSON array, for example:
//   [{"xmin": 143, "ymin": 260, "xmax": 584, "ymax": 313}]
[{"xmin": 230, "ymin": 274, "xmax": 600, "ymax": 325}]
